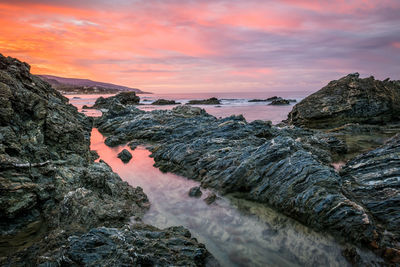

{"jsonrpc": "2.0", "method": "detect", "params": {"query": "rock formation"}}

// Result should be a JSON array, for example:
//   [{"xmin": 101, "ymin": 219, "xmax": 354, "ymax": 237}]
[
  {"xmin": 288, "ymin": 73, "xmax": 400, "ymax": 129},
  {"xmin": 117, "ymin": 148, "xmax": 133, "ymax": 163},
  {"xmin": 187, "ymin": 97, "xmax": 221, "ymax": 105},
  {"xmin": 0, "ymin": 54, "xmax": 214, "ymax": 266},
  {"xmin": 89, "ymin": 91, "xmax": 140, "ymax": 109}
]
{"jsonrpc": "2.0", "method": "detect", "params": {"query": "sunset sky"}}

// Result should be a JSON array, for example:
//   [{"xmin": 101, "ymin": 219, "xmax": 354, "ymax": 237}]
[{"xmin": 1, "ymin": 0, "xmax": 399, "ymax": 93}]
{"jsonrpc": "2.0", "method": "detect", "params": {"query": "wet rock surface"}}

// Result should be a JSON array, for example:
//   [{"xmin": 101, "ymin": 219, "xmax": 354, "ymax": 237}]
[
  {"xmin": 117, "ymin": 148, "xmax": 132, "ymax": 163},
  {"xmin": 94, "ymin": 100, "xmax": 400, "ymax": 263},
  {"xmin": 187, "ymin": 97, "xmax": 221, "ymax": 105},
  {"xmin": 152, "ymin": 99, "xmax": 180, "ymax": 105},
  {"xmin": 288, "ymin": 73, "xmax": 400, "ymax": 129},
  {"xmin": 188, "ymin": 186, "xmax": 202, "ymax": 197},
  {"xmin": 0, "ymin": 54, "xmax": 213, "ymax": 266}
]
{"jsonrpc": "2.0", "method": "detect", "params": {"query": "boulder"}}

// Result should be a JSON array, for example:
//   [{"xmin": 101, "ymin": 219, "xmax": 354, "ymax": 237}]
[
  {"xmin": 117, "ymin": 149, "xmax": 132, "ymax": 163},
  {"xmin": 91, "ymin": 91, "xmax": 140, "ymax": 109},
  {"xmin": 188, "ymin": 186, "xmax": 202, "ymax": 197},
  {"xmin": 287, "ymin": 73, "xmax": 400, "ymax": 129}
]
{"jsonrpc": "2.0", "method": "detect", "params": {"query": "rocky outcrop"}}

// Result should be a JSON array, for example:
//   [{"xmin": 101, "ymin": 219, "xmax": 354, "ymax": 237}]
[
  {"xmin": 288, "ymin": 73, "xmax": 400, "ymax": 129},
  {"xmin": 340, "ymin": 134, "xmax": 400, "ymax": 262},
  {"xmin": 25, "ymin": 225, "xmax": 216, "ymax": 266},
  {"xmin": 94, "ymin": 102, "xmax": 398, "ymax": 262},
  {"xmin": 187, "ymin": 97, "xmax": 220, "ymax": 105},
  {"xmin": 0, "ymin": 54, "xmax": 214, "ymax": 266},
  {"xmin": 152, "ymin": 99, "xmax": 180, "ymax": 105},
  {"xmin": 90, "ymin": 91, "xmax": 140, "ymax": 109},
  {"xmin": 117, "ymin": 148, "xmax": 132, "ymax": 163}
]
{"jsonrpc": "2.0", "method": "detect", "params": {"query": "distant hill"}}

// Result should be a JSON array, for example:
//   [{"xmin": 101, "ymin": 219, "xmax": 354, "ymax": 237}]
[{"xmin": 38, "ymin": 74, "xmax": 149, "ymax": 94}]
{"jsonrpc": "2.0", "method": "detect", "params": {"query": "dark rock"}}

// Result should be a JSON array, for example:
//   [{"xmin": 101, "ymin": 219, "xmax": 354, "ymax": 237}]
[
  {"xmin": 188, "ymin": 186, "xmax": 202, "ymax": 197},
  {"xmin": 152, "ymin": 99, "xmax": 180, "ymax": 105},
  {"xmin": 269, "ymin": 99, "xmax": 290, "ymax": 105},
  {"xmin": 187, "ymin": 97, "xmax": 220, "ymax": 105},
  {"xmin": 287, "ymin": 73, "xmax": 400, "ymax": 129},
  {"xmin": 248, "ymin": 99, "xmax": 268, "ymax": 102},
  {"xmin": 204, "ymin": 193, "xmax": 217, "ymax": 205},
  {"xmin": 266, "ymin": 96, "xmax": 280, "ymax": 101},
  {"xmin": 34, "ymin": 225, "xmax": 216, "ymax": 267},
  {"xmin": 117, "ymin": 149, "xmax": 132, "ymax": 163},
  {"xmin": 91, "ymin": 91, "xmax": 140, "ymax": 109},
  {"xmin": 340, "ymin": 134, "xmax": 400, "ymax": 263}
]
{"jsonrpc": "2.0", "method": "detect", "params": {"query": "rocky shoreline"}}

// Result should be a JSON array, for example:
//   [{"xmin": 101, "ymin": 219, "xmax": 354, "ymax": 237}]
[
  {"xmin": 94, "ymin": 74, "xmax": 400, "ymax": 264},
  {"xmin": 1, "ymin": 53, "xmax": 399, "ymax": 265},
  {"xmin": 0, "ymin": 54, "xmax": 216, "ymax": 266}
]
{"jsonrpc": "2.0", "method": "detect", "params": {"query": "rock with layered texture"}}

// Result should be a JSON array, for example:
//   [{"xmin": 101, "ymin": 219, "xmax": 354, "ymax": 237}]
[
  {"xmin": 287, "ymin": 73, "xmax": 400, "ymax": 129},
  {"xmin": 340, "ymin": 134, "xmax": 400, "ymax": 262},
  {"xmin": 20, "ymin": 225, "xmax": 217, "ymax": 266},
  {"xmin": 94, "ymin": 103, "xmax": 397, "ymax": 262}
]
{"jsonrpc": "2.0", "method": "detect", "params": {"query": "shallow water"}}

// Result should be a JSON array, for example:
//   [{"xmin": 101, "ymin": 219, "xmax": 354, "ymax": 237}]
[
  {"xmin": 90, "ymin": 128, "xmax": 350, "ymax": 267},
  {"xmin": 67, "ymin": 91, "xmax": 310, "ymax": 123}
]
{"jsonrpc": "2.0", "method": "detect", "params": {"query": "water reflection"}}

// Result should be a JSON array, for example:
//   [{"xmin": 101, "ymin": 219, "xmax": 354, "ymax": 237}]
[{"xmin": 90, "ymin": 129, "xmax": 349, "ymax": 267}]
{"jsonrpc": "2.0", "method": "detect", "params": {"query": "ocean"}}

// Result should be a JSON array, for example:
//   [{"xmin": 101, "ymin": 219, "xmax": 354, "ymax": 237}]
[{"xmin": 67, "ymin": 91, "xmax": 313, "ymax": 124}]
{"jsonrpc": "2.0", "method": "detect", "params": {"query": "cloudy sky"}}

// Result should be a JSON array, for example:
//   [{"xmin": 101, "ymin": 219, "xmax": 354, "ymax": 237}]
[{"xmin": 0, "ymin": 0, "xmax": 399, "ymax": 93}]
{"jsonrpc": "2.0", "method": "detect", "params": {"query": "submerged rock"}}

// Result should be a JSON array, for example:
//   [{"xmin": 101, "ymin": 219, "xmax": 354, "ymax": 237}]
[
  {"xmin": 117, "ymin": 149, "xmax": 132, "ymax": 163},
  {"xmin": 152, "ymin": 99, "xmax": 180, "ymax": 105},
  {"xmin": 204, "ymin": 193, "xmax": 217, "ymax": 205},
  {"xmin": 187, "ymin": 97, "xmax": 221, "ymax": 105},
  {"xmin": 188, "ymin": 186, "xmax": 202, "ymax": 197},
  {"xmin": 288, "ymin": 73, "xmax": 400, "ymax": 129}
]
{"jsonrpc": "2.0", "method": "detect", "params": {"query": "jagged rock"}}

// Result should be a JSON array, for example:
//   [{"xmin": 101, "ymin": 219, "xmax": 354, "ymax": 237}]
[
  {"xmin": 188, "ymin": 186, "xmax": 202, "ymax": 197},
  {"xmin": 287, "ymin": 73, "xmax": 400, "ymax": 129},
  {"xmin": 187, "ymin": 97, "xmax": 220, "ymax": 105},
  {"xmin": 117, "ymin": 149, "xmax": 132, "ymax": 163},
  {"xmin": 95, "ymin": 101, "xmax": 399, "ymax": 263},
  {"xmin": 340, "ymin": 133, "xmax": 400, "ymax": 263},
  {"xmin": 152, "ymin": 99, "xmax": 180, "ymax": 105}
]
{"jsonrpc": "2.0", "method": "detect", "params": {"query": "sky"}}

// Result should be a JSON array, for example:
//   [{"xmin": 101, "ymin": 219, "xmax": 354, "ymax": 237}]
[{"xmin": 0, "ymin": 0, "xmax": 399, "ymax": 93}]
